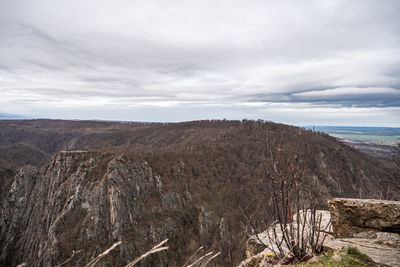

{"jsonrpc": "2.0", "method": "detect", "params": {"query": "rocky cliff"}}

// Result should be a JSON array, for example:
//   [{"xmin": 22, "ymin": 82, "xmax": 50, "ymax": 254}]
[
  {"xmin": 0, "ymin": 151, "xmax": 204, "ymax": 266},
  {"xmin": 1, "ymin": 120, "xmax": 399, "ymax": 266}
]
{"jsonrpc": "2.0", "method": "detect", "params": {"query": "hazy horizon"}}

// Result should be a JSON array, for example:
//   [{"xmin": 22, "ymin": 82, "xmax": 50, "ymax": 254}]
[
  {"xmin": 2, "ymin": 112, "xmax": 400, "ymax": 128},
  {"xmin": 1, "ymin": 0, "xmax": 399, "ymax": 126}
]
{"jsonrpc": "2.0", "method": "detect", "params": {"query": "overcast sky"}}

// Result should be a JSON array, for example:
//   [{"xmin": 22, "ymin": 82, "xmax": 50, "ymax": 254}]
[{"xmin": 0, "ymin": 0, "xmax": 399, "ymax": 126}]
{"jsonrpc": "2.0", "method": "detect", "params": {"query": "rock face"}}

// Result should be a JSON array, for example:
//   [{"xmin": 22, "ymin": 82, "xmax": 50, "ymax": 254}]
[
  {"xmin": 0, "ymin": 151, "xmax": 198, "ymax": 266},
  {"xmin": 328, "ymin": 198, "xmax": 400, "ymax": 238}
]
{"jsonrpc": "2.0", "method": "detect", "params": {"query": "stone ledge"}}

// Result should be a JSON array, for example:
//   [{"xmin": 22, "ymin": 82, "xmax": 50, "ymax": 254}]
[{"xmin": 328, "ymin": 198, "xmax": 400, "ymax": 238}]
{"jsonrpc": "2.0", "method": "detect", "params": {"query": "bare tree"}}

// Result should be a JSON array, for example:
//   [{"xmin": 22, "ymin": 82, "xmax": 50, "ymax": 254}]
[
  {"xmin": 391, "ymin": 143, "xmax": 400, "ymax": 193},
  {"xmin": 393, "ymin": 144, "xmax": 400, "ymax": 169}
]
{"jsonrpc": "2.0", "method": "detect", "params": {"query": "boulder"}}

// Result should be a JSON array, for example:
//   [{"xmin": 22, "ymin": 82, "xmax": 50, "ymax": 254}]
[{"xmin": 328, "ymin": 198, "xmax": 400, "ymax": 238}]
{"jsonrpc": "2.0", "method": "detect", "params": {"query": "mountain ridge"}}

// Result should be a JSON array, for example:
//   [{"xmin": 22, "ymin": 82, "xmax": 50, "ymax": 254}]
[{"xmin": 0, "ymin": 119, "xmax": 399, "ymax": 265}]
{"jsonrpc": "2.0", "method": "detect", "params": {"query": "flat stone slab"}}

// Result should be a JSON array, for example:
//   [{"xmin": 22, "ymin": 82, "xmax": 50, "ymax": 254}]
[
  {"xmin": 323, "ymin": 232, "xmax": 400, "ymax": 267},
  {"xmin": 328, "ymin": 198, "xmax": 400, "ymax": 238}
]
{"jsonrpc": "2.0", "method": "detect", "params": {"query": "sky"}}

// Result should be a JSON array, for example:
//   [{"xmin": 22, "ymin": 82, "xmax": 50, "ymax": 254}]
[{"xmin": 0, "ymin": 0, "xmax": 399, "ymax": 126}]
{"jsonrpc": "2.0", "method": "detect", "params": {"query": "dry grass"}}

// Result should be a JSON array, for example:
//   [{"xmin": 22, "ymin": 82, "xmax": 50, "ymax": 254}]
[
  {"xmin": 56, "ymin": 249, "xmax": 84, "ymax": 267},
  {"xmin": 124, "ymin": 239, "xmax": 169, "ymax": 267},
  {"xmin": 85, "ymin": 241, "xmax": 121, "ymax": 267},
  {"xmin": 81, "ymin": 239, "xmax": 218, "ymax": 267},
  {"xmin": 185, "ymin": 250, "xmax": 221, "ymax": 267}
]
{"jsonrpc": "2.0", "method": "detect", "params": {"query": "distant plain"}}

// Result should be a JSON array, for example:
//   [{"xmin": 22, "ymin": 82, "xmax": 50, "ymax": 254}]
[{"xmin": 312, "ymin": 126, "xmax": 400, "ymax": 167}]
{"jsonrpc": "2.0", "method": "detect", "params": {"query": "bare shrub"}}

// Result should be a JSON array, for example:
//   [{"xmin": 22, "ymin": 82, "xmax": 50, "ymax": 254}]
[
  {"xmin": 393, "ymin": 143, "xmax": 400, "ymax": 169},
  {"xmin": 241, "ymin": 133, "xmax": 331, "ymax": 264},
  {"xmin": 262, "ymin": 133, "xmax": 331, "ymax": 263}
]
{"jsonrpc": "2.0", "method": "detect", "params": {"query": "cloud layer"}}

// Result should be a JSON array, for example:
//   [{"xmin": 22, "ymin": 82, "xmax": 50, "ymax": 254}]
[{"xmin": 0, "ymin": 0, "xmax": 399, "ymax": 125}]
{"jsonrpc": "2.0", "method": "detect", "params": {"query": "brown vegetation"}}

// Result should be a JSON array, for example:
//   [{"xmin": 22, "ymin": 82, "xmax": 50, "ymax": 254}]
[{"xmin": 1, "ymin": 119, "xmax": 399, "ymax": 266}]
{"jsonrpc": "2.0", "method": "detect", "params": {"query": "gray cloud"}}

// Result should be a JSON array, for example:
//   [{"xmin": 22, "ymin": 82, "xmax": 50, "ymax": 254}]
[{"xmin": 0, "ymin": 0, "xmax": 399, "ymax": 125}]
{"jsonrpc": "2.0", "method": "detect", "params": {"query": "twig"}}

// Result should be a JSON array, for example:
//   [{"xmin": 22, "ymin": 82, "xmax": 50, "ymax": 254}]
[
  {"xmin": 201, "ymin": 252, "xmax": 221, "ymax": 267},
  {"xmin": 56, "ymin": 249, "xmax": 84, "ymax": 267},
  {"xmin": 183, "ymin": 246, "xmax": 204, "ymax": 267},
  {"xmin": 124, "ymin": 239, "xmax": 168, "ymax": 267},
  {"xmin": 85, "ymin": 241, "xmax": 121, "ymax": 267},
  {"xmin": 186, "ymin": 251, "xmax": 213, "ymax": 267}
]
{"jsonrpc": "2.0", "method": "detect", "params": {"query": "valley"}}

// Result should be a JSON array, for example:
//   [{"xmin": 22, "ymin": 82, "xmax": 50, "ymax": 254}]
[{"xmin": 0, "ymin": 120, "xmax": 399, "ymax": 266}]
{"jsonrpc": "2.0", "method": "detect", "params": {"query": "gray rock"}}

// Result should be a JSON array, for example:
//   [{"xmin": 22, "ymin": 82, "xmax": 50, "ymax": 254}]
[
  {"xmin": 323, "ymin": 233, "xmax": 400, "ymax": 266},
  {"xmin": 0, "ymin": 151, "xmax": 194, "ymax": 266},
  {"xmin": 241, "ymin": 204, "xmax": 400, "ymax": 267},
  {"xmin": 328, "ymin": 198, "xmax": 400, "ymax": 238}
]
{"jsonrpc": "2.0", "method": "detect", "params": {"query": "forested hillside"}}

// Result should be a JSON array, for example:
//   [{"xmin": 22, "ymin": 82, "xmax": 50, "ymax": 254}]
[{"xmin": 0, "ymin": 119, "xmax": 398, "ymax": 265}]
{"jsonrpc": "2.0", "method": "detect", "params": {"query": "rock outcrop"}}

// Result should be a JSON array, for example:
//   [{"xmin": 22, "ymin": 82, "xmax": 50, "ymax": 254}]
[
  {"xmin": 0, "ymin": 151, "xmax": 198, "ymax": 266},
  {"xmin": 328, "ymin": 198, "xmax": 400, "ymax": 238},
  {"xmin": 240, "ymin": 199, "xmax": 400, "ymax": 267}
]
